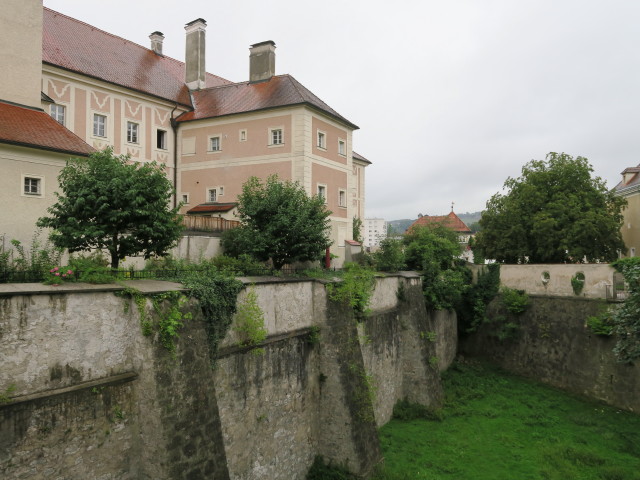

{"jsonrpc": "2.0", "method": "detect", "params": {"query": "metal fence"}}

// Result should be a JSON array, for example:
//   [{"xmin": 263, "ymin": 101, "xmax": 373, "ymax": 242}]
[{"xmin": 0, "ymin": 266, "xmax": 342, "ymax": 284}]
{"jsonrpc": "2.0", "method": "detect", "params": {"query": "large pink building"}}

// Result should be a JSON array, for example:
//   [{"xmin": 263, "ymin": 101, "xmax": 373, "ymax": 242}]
[{"xmin": 1, "ymin": 1, "xmax": 369, "ymax": 265}]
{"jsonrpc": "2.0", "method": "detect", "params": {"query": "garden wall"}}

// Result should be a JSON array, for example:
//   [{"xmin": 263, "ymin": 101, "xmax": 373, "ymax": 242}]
[
  {"xmin": 0, "ymin": 274, "xmax": 454, "ymax": 479},
  {"xmin": 470, "ymin": 263, "xmax": 617, "ymax": 299},
  {"xmin": 460, "ymin": 295, "xmax": 640, "ymax": 412}
]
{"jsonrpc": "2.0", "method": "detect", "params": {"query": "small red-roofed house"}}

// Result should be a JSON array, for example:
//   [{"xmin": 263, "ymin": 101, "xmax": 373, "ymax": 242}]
[
  {"xmin": 408, "ymin": 211, "xmax": 474, "ymax": 262},
  {"xmin": 1, "ymin": 1, "xmax": 370, "ymax": 265}
]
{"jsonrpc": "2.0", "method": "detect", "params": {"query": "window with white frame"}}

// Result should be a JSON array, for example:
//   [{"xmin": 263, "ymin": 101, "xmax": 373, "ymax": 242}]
[
  {"xmin": 50, "ymin": 105, "xmax": 65, "ymax": 126},
  {"xmin": 157, "ymin": 129, "xmax": 167, "ymax": 149},
  {"xmin": 23, "ymin": 176, "xmax": 42, "ymax": 196},
  {"xmin": 209, "ymin": 136, "xmax": 221, "ymax": 152},
  {"xmin": 338, "ymin": 189, "xmax": 346, "ymax": 207},
  {"xmin": 93, "ymin": 114, "xmax": 106, "ymax": 137},
  {"xmin": 218, "ymin": 186, "xmax": 224, "ymax": 196},
  {"xmin": 181, "ymin": 194, "xmax": 189, "ymax": 204},
  {"xmin": 208, "ymin": 188, "xmax": 218, "ymax": 202},
  {"xmin": 239, "ymin": 129, "xmax": 247, "ymax": 142},
  {"xmin": 317, "ymin": 130, "xmax": 326, "ymax": 149},
  {"xmin": 270, "ymin": 128, "xmax": 283, "ymax": 145},
  {"xmin": 338, "ymin": 139, "xmax": 346, "ymax": 156},
  {"xmin": 127, "ymin": 121, "xmax": 139, "ymax": 144},
  {"xmin": 317, "ymin": 184, "xmax": 327, "ymax": 203}
]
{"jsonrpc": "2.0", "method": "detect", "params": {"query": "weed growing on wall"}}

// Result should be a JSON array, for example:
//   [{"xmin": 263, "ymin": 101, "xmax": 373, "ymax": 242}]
[
  {"xmin": 117, "ymin": 288, "xmax": 192, "ymax": 357},
  {"xmin": 585, "ymin": 309, "xmax": 616, "ymax": 336},
  {"xmin": 233, "ymin": 286, "xmax": 267, "ymax": 355},
  {"xmin": 0, "ymin": 384, "xmax": 16, "ymax": 404},
  {"xmin": 307, "ymin": 325, "xmax": 321, "ymax": 345},
  {"xmin": 326, "ymin": 262, "xmax": 376, "ymax": 321},
  {"xmin": 500, "ymin": 286, "xmax": 529, "ymax": 314}
]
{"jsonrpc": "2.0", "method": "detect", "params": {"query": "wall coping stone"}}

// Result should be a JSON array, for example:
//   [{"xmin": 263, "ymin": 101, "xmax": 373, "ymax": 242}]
[{"xmin": 0, "ymin": 279, "xmax": 186, "ymax": 297}]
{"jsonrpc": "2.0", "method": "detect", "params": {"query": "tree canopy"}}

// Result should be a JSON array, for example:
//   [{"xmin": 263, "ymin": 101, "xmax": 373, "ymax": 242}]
[
  {"xmin": 37, "ymin": 147, "xmax": 182, "ymax": 269},
  {"xmin": 475, "ymin": 152, "xmax": 626, "ymax": 264},
  {"xmin": 221, "ymin": 175, "xmax": 332, "ymax": 270}
]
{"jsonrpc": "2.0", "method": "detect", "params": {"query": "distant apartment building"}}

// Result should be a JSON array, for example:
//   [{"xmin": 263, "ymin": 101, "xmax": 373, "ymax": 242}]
[
  {"xmin": 364, "ymin": 218, "xmax": 387, "ymax": 249},
  {"xmin": 0, "ymin": 0, "xmax": 370, "ymax": 266}
]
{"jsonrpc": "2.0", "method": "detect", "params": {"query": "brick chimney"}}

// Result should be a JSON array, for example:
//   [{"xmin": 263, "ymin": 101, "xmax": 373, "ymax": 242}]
[
  {"xmin": 149, "ymin": 31, "xmax": 164, "ymax": 55},
  {"xmin": 184, "ymin": 18, "xmax": 206, "ymax": 90},
  {"xmin": 249, "ymin": 41, "xmax": 276, "ymax": 83}
]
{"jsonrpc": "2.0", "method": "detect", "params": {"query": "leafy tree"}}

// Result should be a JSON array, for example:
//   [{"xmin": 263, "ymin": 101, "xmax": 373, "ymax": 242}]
[
  {"xmin": 404, "ymin": 224, "xmax": 461, "ymax": 272},
  {"xmin": 37, "ymin": 147, "xmax": 182, "ymax": 269},
  {"xmin": 403, "ymin": 224, "xmax": 467, "ymax": 310},
  {"xmin": 221, "ymin": 175, "xmax": 331, "ymax": 270},
  {"xmin": 352, "ymin": 216, "xmax": 363, "ymax": 244},
  {"xmin": 373, "ymin": 237, "xmax": 405, "ymax": 272},
  {"xmin": 476, "ymin": 152, "xmax": 626, "ymax": 263}
]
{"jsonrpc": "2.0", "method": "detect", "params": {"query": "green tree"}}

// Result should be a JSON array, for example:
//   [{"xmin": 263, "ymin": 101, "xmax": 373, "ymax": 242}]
[
  {"xmin": 221, "ymin": 175, "xmax": 331, "ymax": 270},
  {"xmin": 37, "ymin": 147, "xmax": 182, "ymax": 269},
  {"xmin": 352, "ymin": 216, "xmax": 363, "ymax": 244},
  {"xmin": 476, "ymin": 152, "xmax": 626, "ymax": 263},
  {"xmin": 374, "ymin": 237, "xmax": 405, "ymax": 272},
  {"xmin": 403, "ymin": 225, "xmax": 467, "ymax": 310}
]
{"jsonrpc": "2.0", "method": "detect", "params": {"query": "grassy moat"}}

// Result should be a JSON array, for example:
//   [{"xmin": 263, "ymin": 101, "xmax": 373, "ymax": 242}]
[{"xmin": 372, "ymin": 361, "xmax": 640, "ymax": 480}]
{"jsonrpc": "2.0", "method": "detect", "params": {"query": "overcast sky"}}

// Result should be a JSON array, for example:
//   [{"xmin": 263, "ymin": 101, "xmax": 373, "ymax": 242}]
[{"xmin": 44, "ymin": 0, "xmax": 640, "ymax": 220}]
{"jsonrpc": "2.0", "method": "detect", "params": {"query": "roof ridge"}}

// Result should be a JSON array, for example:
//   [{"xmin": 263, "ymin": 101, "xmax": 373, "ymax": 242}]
[
  {"xmin": 43, "ymin": 7, "xmax": 231, "ymax": 84},
  {"xmin": 284, "ymin": 74, "xmax": 306, "ymax": 100}
]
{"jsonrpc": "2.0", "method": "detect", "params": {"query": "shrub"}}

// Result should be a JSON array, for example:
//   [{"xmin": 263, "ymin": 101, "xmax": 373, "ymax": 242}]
[{"xmin": 500, "ymin": 286, "xmax": 529, "ymax": 314}]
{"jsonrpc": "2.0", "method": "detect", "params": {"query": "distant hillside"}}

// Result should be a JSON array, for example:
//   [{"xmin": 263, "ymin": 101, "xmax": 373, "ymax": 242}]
[
  {"xmin": 389, "ymin": 211, "xmax": 483, "ymax": 234},
  {"xmin": 388, "ymin": 219, "xmax": 415, "ymax": 235}
]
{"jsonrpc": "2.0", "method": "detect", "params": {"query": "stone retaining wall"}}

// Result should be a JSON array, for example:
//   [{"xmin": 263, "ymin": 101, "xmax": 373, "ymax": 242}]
[{"xmin": 0, "ymin": 274, "xmax": 455, "ymax": 479}]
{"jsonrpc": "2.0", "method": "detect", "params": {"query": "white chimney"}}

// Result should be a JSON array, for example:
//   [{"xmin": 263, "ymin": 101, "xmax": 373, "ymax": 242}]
[
  {"xmin": 184, "ymin": 18, "xmax": 206, "ymax": 90},
  {"xmin": 149, "ymin": 31, "xmax": 164, "ymax": 55}
]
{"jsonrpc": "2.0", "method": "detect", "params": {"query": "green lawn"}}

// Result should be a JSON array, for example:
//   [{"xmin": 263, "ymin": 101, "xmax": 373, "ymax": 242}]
[{"xmin": 375, "ymin": 361, "xmax": 640, "ymax": 480}]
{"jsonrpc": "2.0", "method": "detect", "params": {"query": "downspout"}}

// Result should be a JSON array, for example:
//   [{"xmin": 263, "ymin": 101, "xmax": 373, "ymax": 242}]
[{"xmin": 170, "ymin": 105, "xmax": 179, "ymax": 209}]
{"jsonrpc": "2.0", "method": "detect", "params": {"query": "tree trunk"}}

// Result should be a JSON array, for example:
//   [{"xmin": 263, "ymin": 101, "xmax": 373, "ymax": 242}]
[{"xmin": 110, "ymin": 234, "xmax": 119, "ymax": 269}]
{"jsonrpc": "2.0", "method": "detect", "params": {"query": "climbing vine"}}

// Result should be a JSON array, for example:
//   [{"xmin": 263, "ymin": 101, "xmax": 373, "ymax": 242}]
[
  {"xmin": 178, "ymin": 269, "xmax": 244, "ymax": 363},
  {"xmin": 117, "ymin": 288, "xmax": 192, "ymax": 357}
]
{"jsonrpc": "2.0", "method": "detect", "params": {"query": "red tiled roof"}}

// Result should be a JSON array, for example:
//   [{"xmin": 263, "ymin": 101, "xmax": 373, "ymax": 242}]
[
  {"xmin": 0, "ymin": 102, "xmax": 94, "ymax": 156},
  {"xmin": 352, "ymin": 151, "xmax": 371, "ymax": 164},
  {"xmin": 42, "ymin": 8, "xmax": 231, "ymax": 106},
  {"xmin": 614, "ymin": 165, "xmax": 640, "ymax": 192},
  {"xmin": 187, "ymin": 203, "xmax": 236, "ymax": 214},
  {"xmin": 176, "ymin": 75, "xmax": 358, "ymax": 129},
  {"xmin": 408, "ymin": 211, "xmax": 472, "ymax": 234}
]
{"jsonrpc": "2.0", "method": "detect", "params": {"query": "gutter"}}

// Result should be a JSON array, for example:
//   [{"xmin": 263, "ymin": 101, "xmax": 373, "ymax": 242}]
[{"xmin": 170, "ymin": 105, "xmax": 179, "ymax": 209}]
